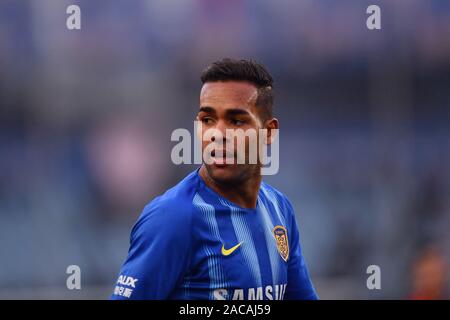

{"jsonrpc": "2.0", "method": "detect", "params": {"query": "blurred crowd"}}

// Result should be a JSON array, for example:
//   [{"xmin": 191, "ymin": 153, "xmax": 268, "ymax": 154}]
[{"xmin": 0, "ymin": 0, "xmax": 449, "ymax": 298}]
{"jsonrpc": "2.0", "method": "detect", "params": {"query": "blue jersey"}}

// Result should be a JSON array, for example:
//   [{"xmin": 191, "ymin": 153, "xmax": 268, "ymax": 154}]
[{"xmin": 111, "ymin": 169, "xmax": 318, "ymax": 300}]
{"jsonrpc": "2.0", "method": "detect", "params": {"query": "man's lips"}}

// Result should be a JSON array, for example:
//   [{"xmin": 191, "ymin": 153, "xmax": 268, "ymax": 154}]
[
  {"xmin": 210, "ymin": 150, "xmax": 236, "ymax": 165},
  {"xmin": 211, "ymin": 150, "xmax": 235, "ymax": 157}
]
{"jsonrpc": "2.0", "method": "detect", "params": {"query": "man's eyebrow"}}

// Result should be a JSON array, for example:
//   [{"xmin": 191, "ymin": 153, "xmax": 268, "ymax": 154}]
[
  {"xmin": 225, "ymin": 108, "xmax": 251, "ymax": 117},
  {"xmin": 198, "ymin": 106, "xmax": 216, "ymax": 114}
]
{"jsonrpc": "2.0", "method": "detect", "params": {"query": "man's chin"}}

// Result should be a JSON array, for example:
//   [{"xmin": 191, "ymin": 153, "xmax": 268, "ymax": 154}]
[{"xmin": 204, "ymin": 163, "xmax": 243, "ymax": 184}]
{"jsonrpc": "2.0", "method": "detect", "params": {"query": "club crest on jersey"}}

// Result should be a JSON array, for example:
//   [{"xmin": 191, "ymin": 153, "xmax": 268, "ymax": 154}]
[{"xmin": 273, "ymin": 226, "xmax": 289, "ymax": 262}]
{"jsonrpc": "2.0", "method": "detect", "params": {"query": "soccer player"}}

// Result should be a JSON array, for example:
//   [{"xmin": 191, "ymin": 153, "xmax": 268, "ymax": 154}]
[{"xmin": 111, "ymin": 58, "xmax": 318, "ymax": 300}]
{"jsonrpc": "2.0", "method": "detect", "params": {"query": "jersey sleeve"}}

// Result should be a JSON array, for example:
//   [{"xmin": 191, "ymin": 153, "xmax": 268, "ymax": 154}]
[
  {"xmin": 110, "ymin": 200, "xmax": 192, "ymax": 300},
  {"xmin": 283, "ymin": 199, "xmax": 319, "ymax": 300}
]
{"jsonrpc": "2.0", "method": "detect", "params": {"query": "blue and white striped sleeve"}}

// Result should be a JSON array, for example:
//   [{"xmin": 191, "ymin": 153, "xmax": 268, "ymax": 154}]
[{"xmin": 110, "ymin": 200, "xmax": 192, "ymax": 300}]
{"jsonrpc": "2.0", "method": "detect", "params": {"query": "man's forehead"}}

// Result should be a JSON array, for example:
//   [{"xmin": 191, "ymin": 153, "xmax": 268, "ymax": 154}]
[{"xmin": 200, "ymin": 81, "xmax": 258, "ymax": 106}]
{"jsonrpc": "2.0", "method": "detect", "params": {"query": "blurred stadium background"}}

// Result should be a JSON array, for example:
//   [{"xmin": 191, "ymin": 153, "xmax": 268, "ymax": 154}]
[{"xmin": 0, "ymin": 0, "xmax": 449, "ymax": 299}]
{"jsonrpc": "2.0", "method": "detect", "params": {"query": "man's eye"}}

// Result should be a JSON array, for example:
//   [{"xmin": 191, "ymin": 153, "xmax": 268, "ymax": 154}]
[
  {"xmin": 201, "ymin": 117, "xmax": 213, "ymax": 124},
  {"xmin": 232, "ymin": 119, "xmax": 245, "ymax": 125}
]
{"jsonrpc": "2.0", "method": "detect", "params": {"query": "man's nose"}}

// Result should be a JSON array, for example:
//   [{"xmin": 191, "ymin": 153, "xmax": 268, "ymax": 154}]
[{"xmin": 210, "ymin": 121, "xmax": 227, "ymax": 143}]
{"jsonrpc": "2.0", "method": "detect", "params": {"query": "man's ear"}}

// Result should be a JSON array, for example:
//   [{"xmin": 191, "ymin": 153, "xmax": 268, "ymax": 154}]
[{"xmin": 263, "ymin": 118, "xmax": 279, "ymax": 145}]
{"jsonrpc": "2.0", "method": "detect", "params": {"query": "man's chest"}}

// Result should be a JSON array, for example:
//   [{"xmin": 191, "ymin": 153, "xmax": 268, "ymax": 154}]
[{"xmin": 184, "ymin": 209, "xmax": 290, "ymax": 300}]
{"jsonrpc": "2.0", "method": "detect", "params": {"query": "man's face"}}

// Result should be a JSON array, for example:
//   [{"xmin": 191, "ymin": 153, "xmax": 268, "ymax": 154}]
[{"xmin": 197, "ymin": 81, "xmax": 265, "ymax": 184}]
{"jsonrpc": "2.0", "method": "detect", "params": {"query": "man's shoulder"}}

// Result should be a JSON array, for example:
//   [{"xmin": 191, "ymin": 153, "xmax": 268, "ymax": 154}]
[
  {"xmin": 147, "ymin": 170, "xmax": 200, "ymax": 210},
  {"xmin": 132, "ymin": 170, "xmax": 201, "ymax": 236},
  {"xmin": 260, "ymin": 181, "xmax": 292, "ymax": 207},
  {"xmin": 260, "ymin": 181, "xmax": 298, "ymax": 227}
]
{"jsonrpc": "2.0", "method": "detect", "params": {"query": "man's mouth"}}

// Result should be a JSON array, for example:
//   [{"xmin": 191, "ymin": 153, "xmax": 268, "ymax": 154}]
[{"xmin": 210, "ymin": 150, "xmax": 236, "ymax": 165}]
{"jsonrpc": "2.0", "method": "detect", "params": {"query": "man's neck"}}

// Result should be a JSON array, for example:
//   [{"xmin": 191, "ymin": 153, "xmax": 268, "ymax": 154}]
[{"xmin": 199, "ymin": 166, "xmax": 261, "ymax": 209}]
